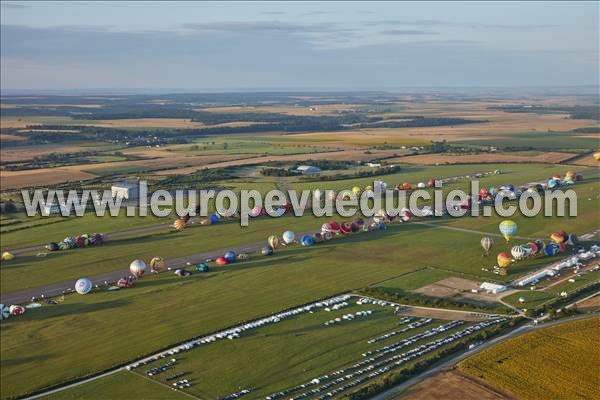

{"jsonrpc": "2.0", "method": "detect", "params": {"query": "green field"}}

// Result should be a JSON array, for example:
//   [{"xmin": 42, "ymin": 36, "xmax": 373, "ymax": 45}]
[
  {"xmin": 44, "ymin": 371, "xmax": 189, "ymax": 400},
  {"xmin": 459, "ymin": 317, "xmax": 600, "ymax": 400},
  {"xmin": 40, "ymin": 303, "xmax": 480, "ymax": 400},
  {"xmin": 1, "ymin": 162, "xmax": 598, "ymax": 398}
]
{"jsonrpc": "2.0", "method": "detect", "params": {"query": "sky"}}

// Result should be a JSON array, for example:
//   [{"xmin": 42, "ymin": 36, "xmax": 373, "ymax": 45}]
[{"xmin": 1, "ymin": 1, "xmax": 598, "ymax": 91}]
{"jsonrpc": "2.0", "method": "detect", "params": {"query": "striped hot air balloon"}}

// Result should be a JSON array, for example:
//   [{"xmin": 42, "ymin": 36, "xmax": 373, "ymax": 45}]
[
  {"xmin": 173, "ymin": 218, "xmax": 187, "ymax": 231},
  {"xmin": 480, "ymin": 236, "xmax": 494, "ymax": 256},
  {"xmin": 499, "ymin": 220, "xmax": 518, "ymax": 242},
  {"xmin": 511, "ymin": 245, "xmax": 528, "ymax": 261}
]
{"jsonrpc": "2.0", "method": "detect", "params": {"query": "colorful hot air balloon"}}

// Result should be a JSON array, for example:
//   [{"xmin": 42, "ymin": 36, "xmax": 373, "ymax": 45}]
[
  {"xmin": 340, "ymin": 222, "xmax": 352, "ymax": 235},
  {"xmin": 352, "ymin": 186, "xmax": 362, "ymax": 196},
  {"xmin": 0, "ymin": 304, "xmax": 9, "ymax": 320},
  {"xmin": 499, "ymin": 220, "xmax": 518, "ymax": 242},
  {"xmin": 550, "ymin": 231, "xmax": 567, "ymax": 244},
  {"xmin": 46, "ymin": 242, "xmax": 59, "ymax": 252},
  {"xmin": 117, "ymin": 276, "xmax": 134, "ymax": 288},
  {"xmin": 267, "ymin": 235, "xmax": 280, "ymax": 249},
  {"xmin": 210, "ymin": 213, "xmax": 220, "ymax": 224},
  {"xmin": 282, "ymin": 230, "xmax": 295, "ymax": 244},
  {"xmin": 480, "ymin": 236, "xmax": 494, "ymax": 256},
  {"xmin": 511, "ymin": 245, "xmax": 527, "ymax": 261},
  {"xmin": 75, "ymin": 278, "xmax": 92, "ymax": 295},
  {"xmin": 9, "ymin": 305, "xmax": 25, "ymax": 316},
  {"xmin": 427, "ymin": 178, "xmax": 436, "ymax": 187},
  {"xmin": 224, "ymin": 251, "xmax": 237, "ymax": 263},
  {"xmin": 196, "ymin": 262, "xmax": 209, "ymax": 272},
  {"xmin": 566, "ymin": 234, "xmax": 579, "ymax": 246},
  {"xmin": 1, "ymin": 252, "xmax": 14, "ymax": 261},
  {"xmin": 497, "ymin": 252, "xmax": 512, "ymax": 268},
  {"xmin": 149, "ymin": 257, "xmax": 165, "ymax": 273},
  {"xmin": 593, "ymin": 152, "xmax": 600, "ymax": 161},
  {"xmin": 173, "ymin": 218, "xmax": 187, "ymax": 231},
  {"xmin": 313, "ymin": 232, "xmax": 324, "ymax": 242},
  {"xmin": 322, "ymin": 232, "xmax": 333, "ymax": 241},
  {"xmin": 544, "ymin": 243, "xmax": 560, "ymax": 256},
  {"xmin": 130, "ymin": 259, "xmax": 148, "ymax": 278}
]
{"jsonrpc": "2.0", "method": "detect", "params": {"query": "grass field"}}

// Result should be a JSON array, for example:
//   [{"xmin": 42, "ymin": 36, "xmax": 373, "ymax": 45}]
[
  {"xmin": 0, "ymin": 222, "xmax": 515, "ymax": 398},
  {"xmin": 44, "ymin": 371, "xmax": 189, "ymax": 400},
  {"xmin": 458, "ymin": 317, "xmax": 600, "ymax": 400}
]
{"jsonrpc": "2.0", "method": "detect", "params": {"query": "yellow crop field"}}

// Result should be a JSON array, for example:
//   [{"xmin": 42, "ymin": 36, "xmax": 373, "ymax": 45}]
[{"xmin": 458, "ymin": 317, "xmax": 600, "ymax": 400}]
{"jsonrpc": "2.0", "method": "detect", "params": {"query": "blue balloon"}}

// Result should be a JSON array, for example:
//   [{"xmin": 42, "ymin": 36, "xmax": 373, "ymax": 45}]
[
  {"xmin": 544, "ymin": 242, "xmax": 560, "ymax": 256},
  {"xmin": 300, "ymin": 235, "xmax": 314, "ymax": 247},
  {"xmin": 547, "ymin": 179, "xmax": 559, "ymax": 189},
  {"xmin": 210, "ymin": 213, "xmax": 220, "ymax": 224},
  {"xmin": 224, "ymin": 250, "xmax": 236, "ymax": 263}
]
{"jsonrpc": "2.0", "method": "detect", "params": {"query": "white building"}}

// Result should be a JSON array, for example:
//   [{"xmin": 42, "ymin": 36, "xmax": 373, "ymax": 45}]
[
  {"xmin": 516, "ymin": 269, "xmax": 555, "ymax": 287},
  {"xmin": 479, "ymin": 282, "xmax": 508, "ymax": 294},
  {"xmin": 296, "ymin": 165, "xmax": 321, "ymax": 175},
  {"xmin": 111, "ymin": 181, "xmax": 139, "ymax": 200}
]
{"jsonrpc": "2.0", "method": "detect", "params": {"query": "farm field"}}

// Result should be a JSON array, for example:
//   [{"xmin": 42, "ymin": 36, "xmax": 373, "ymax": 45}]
[
  {"xmin": 396, "ymin": 370, "xmax": 511, "ymax": 400},
  {"xmin": 458, "ymin": 317, "xmax": 600, "ymax": 400}
]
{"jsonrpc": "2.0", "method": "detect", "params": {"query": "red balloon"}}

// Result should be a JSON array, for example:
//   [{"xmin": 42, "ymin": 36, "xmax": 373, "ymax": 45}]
[{"xmin": 215, "ymin": 256, "xmax": 229, "ymax": 266}]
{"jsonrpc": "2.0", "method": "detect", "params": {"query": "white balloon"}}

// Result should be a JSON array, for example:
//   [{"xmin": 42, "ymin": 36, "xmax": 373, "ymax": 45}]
[{"xmin": 75, "ymin": 278, "xmax": 93, "ymax": 295}]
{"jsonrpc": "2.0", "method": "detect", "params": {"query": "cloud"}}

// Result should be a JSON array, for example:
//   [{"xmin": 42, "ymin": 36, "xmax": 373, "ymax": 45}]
[
  {"xmin": 182, "ymin": 20, "xmax": 343, "ymax": 34},
  {"xmin": 381, "ymin": 29, "xmax": 438, "ymax": 36},
  {"xmin": 1, "ymin": 2, "xmax": 28, "ymax": 9}
]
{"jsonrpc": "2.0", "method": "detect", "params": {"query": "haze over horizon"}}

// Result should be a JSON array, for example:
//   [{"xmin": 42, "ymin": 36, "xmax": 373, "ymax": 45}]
[{"xmin": 1, "ymin": 1, "xmax": 599, "ymax": 91}]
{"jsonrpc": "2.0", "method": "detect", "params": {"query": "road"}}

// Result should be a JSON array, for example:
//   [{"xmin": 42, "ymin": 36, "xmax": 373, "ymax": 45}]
[{"xmin": 370, "ymin": 312, "xmax": 599, "ymax": 400}]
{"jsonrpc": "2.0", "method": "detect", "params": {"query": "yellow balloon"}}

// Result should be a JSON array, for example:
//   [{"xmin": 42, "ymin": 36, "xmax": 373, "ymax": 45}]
[{"xmin": 1, "ymin": 252, "xmax": 15, "ymax": 261}]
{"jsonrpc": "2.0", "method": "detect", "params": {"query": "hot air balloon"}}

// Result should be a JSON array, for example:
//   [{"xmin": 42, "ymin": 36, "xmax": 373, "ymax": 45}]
[
  {"xmin": 89, "ymin": 233, "xmax": 104, "ymax": 246},
  {"xmin": 313, "ymin": 232, "xmax": 324, "ymax": 242},
  {"xmin": 174, "ymin": 218, "xmax": 187, "ymax": 231},
  {"xmin": 352, "ymin": 186, "xmax": 362, "ymax": 196},
  {"xmin": 497, "ymin": 252, "xmax": 512, "ymax": 268},
  {"xmin": 282, "ymin": 230, "xmax": 295, "ymax": 244},
  {"xmin": 480, "ymin": 236, "xmax": 494, "ymax": 256},
  {"xmin": 1, "ymin": 252, "xmax": 14, "ymax": 261},
  {"xmin": 566, "ymin": 234, "xmax": 579, "ymax": 246},
  {"xmin": 547, "ymin": 179, "xmax": 560, "ymax": 189},
  {"xmin": 400, "ymin": 209, "xmax": 412, "ymax": 222},
  {"xmin": 210, "ymin": 213, "xmax": 220, "ymax": 224},
  {"xmin": 149, "ymin": 257, "xmax": 165, "ymax": 273},
  {"xmin": 550, "ymin": 231, "xmax": 567, "ymax": 244},
  {"xmin": 130, "ymin": 259, "xmax": 148, "ymax": 278},
  {"xmin": 544, "ymin": 243, "xmax": 560, "ymax": 256},
  {"xmin": 174, "ymin": 268, "xmax": 191, "ymax": 277},
  {"xmin": 340, "ymin": 222, "xmax": 352, "ymax": 235},
  {"xmin": 0, "ymin": 304, "xmax": 9, "ymax": 320},
  {"xmin": 427, "ymin": 178, "xmax": 436, "ymax": 187},
  {"xmin": 215, "ymin": 256, "xmax": 228, "ymax": 266},
  {"xmin": 322, "ymin": 232, "xmax": 333, "ymax": 241},
  {"xmin": 196, "ymin": 262, "xmax": 209, "ymax": 272},
  {"xmin": 499, "ymin": 220, "xmax": 518, "ymax": 242},
  {"xmin": 511, "ymin": 245, "xmax": 527, "ymax": 261},
  {"xmin": 401, "ymin": 182, "xmax": 412, "ymax": 191},
  {"xmin": 46, "ymin": 242, "xmax": 58, "ymax": 251},
  {"xmin": 75, "ymin": 278, "xmax": 92, "ymax": 295},
  {"xmin": 313, "ymin": 189, "xmax": 323, "ymax": 201},
  {"xmin": 594, "ymin": 152, "xmax": 600, "ymax": 161},
  {"xmin": 224, "ymin": 250, "xmax": 237, "ymax": 263},
  {"xmin": 300, "ymin": 235, "xmax": 314, "ymax": 247},
  {"xmin": 117, "ymin": 276, "xmax": 134, "ymax": 288},
  {"xmin": 268, "ymin": 235, "xmax": 280, "ymax": 249},
  {"xmin": 261, "ymin": 246, "xmax": 273, "ymax": 256},
  {"xmin": 9, "ymin": 305, "xmax": 25, "ymax": 316}
]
